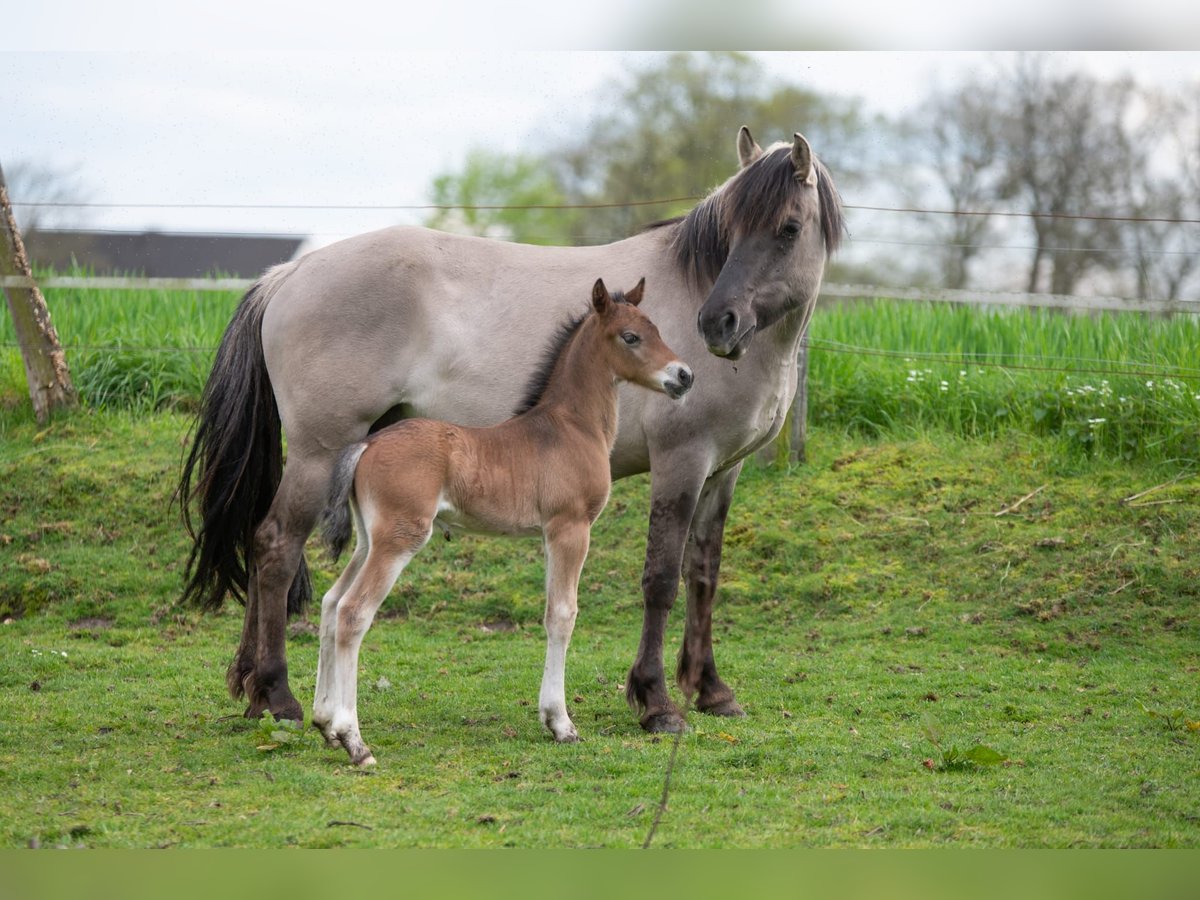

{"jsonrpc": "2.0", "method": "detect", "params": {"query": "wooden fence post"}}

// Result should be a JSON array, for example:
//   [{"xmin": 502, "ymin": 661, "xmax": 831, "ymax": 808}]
[
  {"xmin": 0, "ymin": 162, "xmax": 78, "ymax": 423},
  {"xmin": 756, "ymin": 337, "xmax": 809, "ymax": 467}
]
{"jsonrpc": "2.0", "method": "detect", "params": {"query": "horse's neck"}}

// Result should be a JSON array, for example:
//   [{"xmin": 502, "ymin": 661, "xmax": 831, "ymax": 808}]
[{"xmin": 531, "ymin": 319, "xmax": 619, "ymax": 448}]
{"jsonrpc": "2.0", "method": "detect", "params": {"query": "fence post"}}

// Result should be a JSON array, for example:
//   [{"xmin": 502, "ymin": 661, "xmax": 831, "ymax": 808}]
[
  {"xmin": 0, "ymin": 162, "xmax": 78, "ymax": 424},
  {"xmin": 756, "ymin": 337, "xmax": 809, "ymax": 467}
]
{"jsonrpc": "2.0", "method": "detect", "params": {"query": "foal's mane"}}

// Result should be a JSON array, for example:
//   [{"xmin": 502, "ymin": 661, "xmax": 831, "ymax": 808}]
[
  {"xmin": 513, "ymin": 290, "xmax": 631, "ymax": 416},
  {"xmin": 645, "ymin": 145, "xmax": 846, "ymax": 286}
]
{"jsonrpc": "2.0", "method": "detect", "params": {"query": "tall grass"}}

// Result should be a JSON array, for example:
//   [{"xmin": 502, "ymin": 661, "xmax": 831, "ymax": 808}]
[
  {"xmin": 2, "ymin": 282, "xmax": 1197, "ymax": 462},
  {"xmin": 808, "ymin": 299, "xmax": 1200, "ymax": 463},
  {"xmin": 0, "ymin": 279, "xmax": 240, "ymax": 413}
]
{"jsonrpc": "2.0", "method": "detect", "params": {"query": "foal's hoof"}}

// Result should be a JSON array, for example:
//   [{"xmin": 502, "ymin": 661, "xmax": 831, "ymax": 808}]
[
  {"xmin": 641, "ymin": 710, "xmax": 687, "ymax": 734},
  {"xmin": 354, "ymin": 754, "xmax": 377, "ymax": 768},
  {"xmin": 698, "ymin": 697, "xmax": 746, "ymax": 718}
]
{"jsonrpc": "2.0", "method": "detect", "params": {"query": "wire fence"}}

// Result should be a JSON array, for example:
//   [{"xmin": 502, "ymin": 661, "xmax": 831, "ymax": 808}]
[{"xmin": 13, "ymin": 197, "xmax": 1200, "ymax": 226}]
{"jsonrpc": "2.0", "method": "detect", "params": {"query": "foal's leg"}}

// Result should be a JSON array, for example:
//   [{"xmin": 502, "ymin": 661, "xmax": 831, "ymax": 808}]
[
  {"xmin": 247, "ymin": 448, "xmax": 339, "ymax": 722},
  {"xmin": 328, "ymin": 523, "xmax": 431, "ymax": 766},
  {"xmin": 679, "ymin": 462, "xmax": 745, "ymax": 717},
  {"xmin": 626, "ymin": 463, "xmax": 704, "ymax": 733},
  {"xmin": 313, "ymin": 515, "xmax": 369, "ymax": 747},
  {"xmin": 539, "ymin": 518, "xmax": 591, "ymax": 743}
]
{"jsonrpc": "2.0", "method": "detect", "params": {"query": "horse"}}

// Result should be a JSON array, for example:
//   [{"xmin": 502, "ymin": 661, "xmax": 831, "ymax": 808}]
[
  {"xmin": 179, "ymin": 126, "xmax": 844, "ymax": 734},
  {"xmin": 313, "ymin": 278, "xmax": 692, "ymax": 765}
]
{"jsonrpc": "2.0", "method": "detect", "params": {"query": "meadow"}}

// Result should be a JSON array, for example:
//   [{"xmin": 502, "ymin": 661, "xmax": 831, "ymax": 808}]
[{"xmin": 1, "ymin": 282, "xmax": 1198, "ymax": 848}]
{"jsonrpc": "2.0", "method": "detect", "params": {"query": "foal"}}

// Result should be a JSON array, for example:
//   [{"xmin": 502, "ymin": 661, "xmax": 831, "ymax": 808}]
[{"xmin": 314, "ymin": 278, "xmax": 693, "ymax": 765}]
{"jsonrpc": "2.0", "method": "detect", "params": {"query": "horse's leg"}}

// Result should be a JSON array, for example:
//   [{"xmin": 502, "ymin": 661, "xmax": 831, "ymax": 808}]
[
  {"xmin": 626, "ymin": 466, "xmax": 703, "ymax": 733},
  {"xmin": 229, "ymin": 581, "xmax": 260, "ymax": 710},
  {"xmin": 247, "ymin": 449, "xmax": 339, "ymax": 722},
  {"xmin": 539, "ymin": 518, "xmax": 590, "ymax": 743},
  {"xmin": 678, "ymin": 462, "xmax": 745, "ymax": 718},
  {"xmin": 313, "ymin": 520, "xmax": 369, "ymax": 747},
  {"xmin": 328, "ymin": 524, "xmax": 430, "ymax": 766}
]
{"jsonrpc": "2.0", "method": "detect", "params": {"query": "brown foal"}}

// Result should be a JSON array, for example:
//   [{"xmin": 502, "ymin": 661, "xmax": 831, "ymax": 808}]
[{"xmin": 313, "ymin": 278, "xmax": 693, "ymax": 765}]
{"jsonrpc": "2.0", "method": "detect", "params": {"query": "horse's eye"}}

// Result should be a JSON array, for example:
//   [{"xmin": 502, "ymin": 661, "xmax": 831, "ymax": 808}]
[
  {"xmin": 780, "ymin": 221, "xmax": 801, "ymax": 239},
  {"xmin": 621, "ymin": 332, "xmax": 641, "ymax": 346}
]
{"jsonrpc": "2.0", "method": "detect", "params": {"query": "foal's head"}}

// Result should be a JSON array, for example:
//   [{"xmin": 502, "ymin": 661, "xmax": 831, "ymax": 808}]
[{"xmin": 591, "ymin": 278, "xmax": 693, "ymax": 400}]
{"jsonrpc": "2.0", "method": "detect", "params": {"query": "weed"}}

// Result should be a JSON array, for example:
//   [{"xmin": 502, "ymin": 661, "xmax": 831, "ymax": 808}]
[{"xmin": 921, "ymin": 713, "xmax": 1008, "ymax": 771}]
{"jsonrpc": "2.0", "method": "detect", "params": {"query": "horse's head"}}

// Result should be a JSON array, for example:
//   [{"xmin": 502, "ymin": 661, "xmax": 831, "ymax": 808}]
[
  {"xmin": 693, "ymin": 128, "xmax": 843, "ymax": 360},
  {"xmin": 593, "ymin": 278, "xmax": 693, "ymax": 399}
]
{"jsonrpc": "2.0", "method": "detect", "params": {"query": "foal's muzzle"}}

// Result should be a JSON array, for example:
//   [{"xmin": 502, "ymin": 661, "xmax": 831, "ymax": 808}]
[{"xmin": 663, "ymin": 363, "xmax": 694, "ymax": 400}]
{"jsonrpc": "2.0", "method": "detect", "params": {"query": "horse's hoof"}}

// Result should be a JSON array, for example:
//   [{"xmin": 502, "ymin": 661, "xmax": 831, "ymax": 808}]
[
  {"xmin": 243, "ymin": 701, "xmax": 269, "ymax": 719},
  {"xmin": 698, "ymin": 697, "xmax": 745, "ymax": 718},
  {"xmin": 356, "ymin": 754, "xmax": 377, "ymax": 768},
  {"xmin": 554, "ymin": 730, "xmax": 580, "ymax": 744},
  {"xmin": 271, "ymin": 698, "xmax": 304, "ymax": 724},
  {"xmin": 641, "ymin": 711, "xmax": 687, "ymax": 734}
]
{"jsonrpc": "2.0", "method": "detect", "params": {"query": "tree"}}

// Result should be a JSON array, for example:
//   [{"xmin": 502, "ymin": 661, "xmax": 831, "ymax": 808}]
[
  {"xmin": 916, "ymin": 79, "xmax": 1007, "ymax": 289},
  {"xmin": 550, "ymin": 52, "xmax": 875, "ymax": 242},
  {"xmin": 425, "ymin": 53, "xmax": 877, "ymax": 248},
  {"xmin": 0, "ymin": 162, "xmax": 78, "ymax": 423},
  {"xmin": 425, "ymin": 149, "xmax": 579, "ymax": 245},
  {"xmin": 3, "ymin": 160, "xmax": 93, "ymax": 237},
  {"xmin": 996, "ymin": 56, "xmax": 1133, "ymax": 295}
]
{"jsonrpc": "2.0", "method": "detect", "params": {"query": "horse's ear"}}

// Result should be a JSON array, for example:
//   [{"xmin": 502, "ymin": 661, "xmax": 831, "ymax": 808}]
[
  {"xmin": 625, "ymin": 277, "xmax": 645, "ymax": 307},
  {"xmin": 791, "ymin": 132, "xmax": 816, "ymax": 186},
  {"xmin": 737, "ymin": 126, "xmax": 763, "ymax": 169},
  {"xmin": 592, "ymin": 278, "xmax": 611, "ymax": 314}
]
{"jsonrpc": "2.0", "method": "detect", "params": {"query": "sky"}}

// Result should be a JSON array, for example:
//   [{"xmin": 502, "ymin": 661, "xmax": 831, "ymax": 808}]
[{"xmin": 2, "ymin": 50, "xmax": 1197, "ymax": 251}]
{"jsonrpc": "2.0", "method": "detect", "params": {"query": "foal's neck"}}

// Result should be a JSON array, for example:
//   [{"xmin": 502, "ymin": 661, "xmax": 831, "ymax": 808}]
[{"xmin": 529, "ymin": 316, "xmax": 620, "ymax": 447}]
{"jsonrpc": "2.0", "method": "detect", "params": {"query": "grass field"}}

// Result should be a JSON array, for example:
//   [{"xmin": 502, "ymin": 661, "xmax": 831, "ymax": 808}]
[
  {"xmin": 1, "ymin": 409, "xmax": 1197, "ymax": 848},
  {"xmin": 2, "ymin": 283, "xmax": 1198, "ymax": 462}
]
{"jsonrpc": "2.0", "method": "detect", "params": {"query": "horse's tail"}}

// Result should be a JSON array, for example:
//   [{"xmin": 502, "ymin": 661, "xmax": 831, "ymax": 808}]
[
  {"xmin": 178, "ymin": 264, "xmax": 311, "ymax": 615},
  {"xmin": 321, "ymin": 442, "xmax": 369, "ymax": 560}
]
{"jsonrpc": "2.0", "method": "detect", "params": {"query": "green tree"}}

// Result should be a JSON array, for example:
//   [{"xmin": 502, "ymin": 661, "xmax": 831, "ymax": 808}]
[
  {"xmin": 425, "ymin": 149, "xmax": 579, "ymax": 245},
  {"xmin": 425, "ymin": 52, "xmax": 876, "ymax": 248},
  {"xmin": 552, "ymin": 51, "xmax": 875, "ymax": 242}
]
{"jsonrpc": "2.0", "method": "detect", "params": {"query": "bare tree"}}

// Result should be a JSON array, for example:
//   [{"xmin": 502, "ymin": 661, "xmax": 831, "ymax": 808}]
[
  {"xmin": 997, "ymin": 56, "xmax": 1133, "ymax": 296},
  {"xmin": 1115, "ymin": 83, "xmax": 1200, "ymax": 301},
  {"xmin": 2, "ymin": 160, "xmax": 93, "ymax": 237},
  {"xmin": 918, "ymin": 79, "xmax": 1007, "ymax": 289}
]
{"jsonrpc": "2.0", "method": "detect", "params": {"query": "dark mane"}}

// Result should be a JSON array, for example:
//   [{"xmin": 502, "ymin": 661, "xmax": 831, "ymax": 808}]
[
  {"xmin": 512, "ymin": 289, "xmax": 630, "ymax": 415},
  {"xmin": 658, "ymin": 146, "xmax": 845, "ymax": 286}
]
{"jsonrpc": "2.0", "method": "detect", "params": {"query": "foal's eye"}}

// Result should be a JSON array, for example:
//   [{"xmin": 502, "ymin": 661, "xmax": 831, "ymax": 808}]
[
  {"xmin": 780, "ymin": 221, "xmax": 802, "ymax": 239},
  {"xmin": 621, "ymin": 332, "xmax": 641, "ymax": 346}
]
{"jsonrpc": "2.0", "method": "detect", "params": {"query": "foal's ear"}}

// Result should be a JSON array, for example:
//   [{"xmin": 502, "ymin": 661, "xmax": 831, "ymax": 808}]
[
  {"xmin": 737, "ymin": 126, "xmax": 763, "ymax": 169},
  {"xmin": 624, "ymin": 277, "xmax": 645, "ymax": 307},
  {"xmin": 592, "ymin": 278, "xmax": 611, "ymax": 314}
]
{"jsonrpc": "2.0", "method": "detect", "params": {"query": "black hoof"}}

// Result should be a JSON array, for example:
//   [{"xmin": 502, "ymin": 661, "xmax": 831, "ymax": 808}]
[
  {"xmin": 698, "ymin": 697, "xmax": 746, "ymax": 718},
  {"xmin": 641, "ymin": 710, "xmax": 688, "ymax": 734}
]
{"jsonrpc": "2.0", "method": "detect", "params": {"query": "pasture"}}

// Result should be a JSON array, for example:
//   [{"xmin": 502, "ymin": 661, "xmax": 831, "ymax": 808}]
[{"xmin": 2, "ymin": 404, "xmax": 1198, "ymax": 847}]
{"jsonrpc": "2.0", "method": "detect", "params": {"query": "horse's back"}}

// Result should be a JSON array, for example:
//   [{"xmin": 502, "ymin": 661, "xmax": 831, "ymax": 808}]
[{"xmin": 258, "ymin": 226, "xmax": 669, "ymax": 446}]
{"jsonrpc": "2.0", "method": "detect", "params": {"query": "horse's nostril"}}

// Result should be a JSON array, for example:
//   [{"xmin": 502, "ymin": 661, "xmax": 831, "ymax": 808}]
[
  {"xmin": 678, "ymin": 367, "xmax": 694, "ymax": 388},
  {"xmin": 720, "ymin": 311, "xmax": 737, "ymax": 336}
]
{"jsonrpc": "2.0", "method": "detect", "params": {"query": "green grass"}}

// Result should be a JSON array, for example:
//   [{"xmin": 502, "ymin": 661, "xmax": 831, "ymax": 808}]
[
  {"xmin": 3, "ymin": 284, "xmax": 1196, "ymax": 462},
  {"xmin": 807, "ymin": 299, "xmax": 1200, "ymax": 462},
  {"xmin": 1, "ymin": 409, "xmax": 1198, "ymax": 847}
]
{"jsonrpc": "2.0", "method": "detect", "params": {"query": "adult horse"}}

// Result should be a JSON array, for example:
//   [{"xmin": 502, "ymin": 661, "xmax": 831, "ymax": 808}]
[{"xmin": 180, "ymin": 127, "xmax": 844, "ymax": 733}]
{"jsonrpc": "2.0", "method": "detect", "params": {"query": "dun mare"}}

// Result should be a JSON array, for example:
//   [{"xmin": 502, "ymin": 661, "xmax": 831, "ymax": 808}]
[
  {"xmin": 314, "ymin": 278, "xmax": 692, "ymax": 765},
  {"xmin": 180, "ymin": 127, "xmax": 844, "ymax": 734}
]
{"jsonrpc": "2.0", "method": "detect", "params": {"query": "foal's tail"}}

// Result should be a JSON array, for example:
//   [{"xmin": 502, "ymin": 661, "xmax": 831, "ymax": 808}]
[
  {"xmin": 177, "ymin": 265, "xmax": 311, "ymax": 615},
  {"xmin": 321, "ymin": 442, "xmax": 369, "ymax": 560}
]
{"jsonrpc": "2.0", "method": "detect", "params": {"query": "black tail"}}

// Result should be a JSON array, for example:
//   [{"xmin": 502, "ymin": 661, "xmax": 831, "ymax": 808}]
[
  {"xmin": 178, "ymin": 281, "xmax": 311, "ymax": 615},
  {"xmin": 321, "ymin": 442, "xmax": 367, "ymax": 561}
]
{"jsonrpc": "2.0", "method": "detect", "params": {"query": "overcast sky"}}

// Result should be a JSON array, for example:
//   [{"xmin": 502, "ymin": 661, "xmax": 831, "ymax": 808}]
[{"xmin": 2, "ymin": 51, "xmax": 1196, "ymax": 246}]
